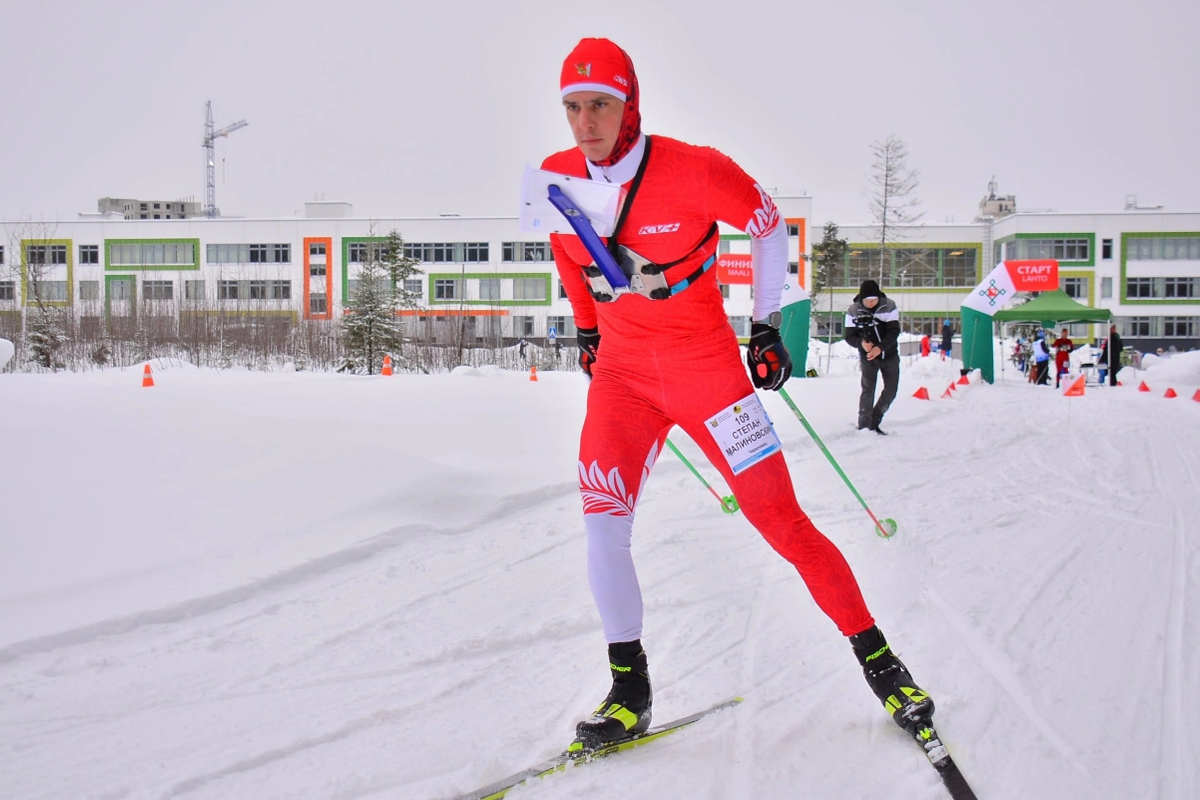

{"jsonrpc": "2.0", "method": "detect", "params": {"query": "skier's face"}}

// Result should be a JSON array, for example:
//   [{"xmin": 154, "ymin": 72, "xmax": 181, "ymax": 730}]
[{"xmin": 563, "ymin": 91, "xmax": 625, "ymax": 162}]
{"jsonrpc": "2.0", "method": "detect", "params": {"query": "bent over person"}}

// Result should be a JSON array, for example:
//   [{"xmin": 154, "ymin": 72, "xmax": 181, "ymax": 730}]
[{"xmin": 540, "ymin": 37, "xmax": 933, "ymax": 753}]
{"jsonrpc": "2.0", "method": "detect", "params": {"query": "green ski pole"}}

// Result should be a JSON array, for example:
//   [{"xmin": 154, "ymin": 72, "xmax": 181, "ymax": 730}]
[
  {"xmin": 665, "ymin": 437, "xmax": 739, "ymax": 514},
  {"xmin": 777, "ymin": 387, "xmax": 897, "ymax": 538}
]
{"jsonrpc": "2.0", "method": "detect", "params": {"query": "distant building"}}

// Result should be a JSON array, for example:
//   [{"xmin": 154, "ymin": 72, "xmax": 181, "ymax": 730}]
[
  {"xmin": 975, "ymin": 177, "xmax": 1017, "ymax": 221},
  {"xmin": 1, "ymin": 193, "xmax": 1196, "ymax": 354},
  {"xmin": 97, "ymin": 197, "xmax": 202, "ymax": 220}
]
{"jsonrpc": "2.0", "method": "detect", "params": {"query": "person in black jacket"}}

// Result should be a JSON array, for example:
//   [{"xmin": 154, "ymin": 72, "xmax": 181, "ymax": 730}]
[
  {"xmin": 844, "ymin": 279, "xmax": 901, "ymax": 434},
  {"xmin": 1099, "ymin": 324, "xmax": 1124, "ymax": 386}
]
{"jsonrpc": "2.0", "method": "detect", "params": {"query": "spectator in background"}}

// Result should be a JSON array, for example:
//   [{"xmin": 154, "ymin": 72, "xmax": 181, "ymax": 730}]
[
  {"xmin": 1100, "ymin": 325, "xmax": 1123, "ymax": 386},
  {"xmin": 1012, "ymin": 336, "xmax": 1028, "ymax": 374},
  {"xmin": 1031, "ymin": 330, "xmax": 1052, "ymax": 385},
  {"xmin": 1051, "ymin": 328, "xmax": 1075, "ymax": 388},
  {"xmin": 941, "ymin": 319, "xmax": 953, "ymax": 360},
  {"xmin": 920, "ymin": 333, "xmax": 931, "ymax": 358},
  {"xmin": 844, "ymin": 279, "xmax": 901, "ymax": 434}
]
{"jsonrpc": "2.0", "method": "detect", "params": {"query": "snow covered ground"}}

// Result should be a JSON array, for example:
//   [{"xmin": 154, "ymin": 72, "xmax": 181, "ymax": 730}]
[{"xmin": 2, "ymin": 346, "xmax": 1198, "ymax": 799}]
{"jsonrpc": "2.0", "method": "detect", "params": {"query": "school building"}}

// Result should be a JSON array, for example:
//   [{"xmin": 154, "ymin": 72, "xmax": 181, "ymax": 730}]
[{"xmin": 2, "ymin": 193, "xmax": 1197, "ymax": 353}]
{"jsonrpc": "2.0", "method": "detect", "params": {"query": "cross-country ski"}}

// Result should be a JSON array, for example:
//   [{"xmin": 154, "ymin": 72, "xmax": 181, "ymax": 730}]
[{"xmin": 458, "ymin": 698, "xmax": 742, "ymax": 800}]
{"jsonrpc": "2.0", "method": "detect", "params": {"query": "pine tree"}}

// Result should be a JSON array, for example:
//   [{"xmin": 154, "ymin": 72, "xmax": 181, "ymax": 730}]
[
  {"xmin": 18, "ymin": 228, "xmax": 70, "ymax": 370},
  {"xmin": 27, "ymin": 307, "xmax": 67, "ymax": 370},
  {"xmin": 342, "ymin": 241, "xmax": 406, "ymax": 375},
  {"xmin": 811, "ymin": 222, "xmax": 848, "ymax": 373},
  {"xmin": 380, "ymin": 230, "xmax": 423, "ymax": 311},
  {"xmin": 811, "ymin": 222, "xmax": 848, "ymax": 296}
]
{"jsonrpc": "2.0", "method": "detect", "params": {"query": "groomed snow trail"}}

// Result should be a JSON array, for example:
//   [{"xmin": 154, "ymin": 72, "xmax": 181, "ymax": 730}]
[{"xmin": 1, "ymin": 360, "xmax": 1197, "ymax": 799}]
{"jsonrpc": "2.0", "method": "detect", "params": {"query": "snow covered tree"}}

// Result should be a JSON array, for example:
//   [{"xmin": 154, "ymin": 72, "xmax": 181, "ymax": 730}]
[
  {"xmin": 869, "ymin": 135, "xmax": 923, "ymax": 280},
  {"xmin": 27, "ymin": 307, "xmax": 67, "ymax": 370},
  {"xmin": 17, "ymin": 230, "xmax": 70, "ymax": 370},
  {"xmin": 380, "ymin": 230, "xmax": 422, "ymax": 311},
  {"xmin": 341, "ymin": 237, "xmax": 407, "ymax": 375}
]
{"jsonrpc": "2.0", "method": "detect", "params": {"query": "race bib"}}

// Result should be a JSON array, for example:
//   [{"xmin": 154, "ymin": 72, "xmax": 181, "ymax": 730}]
[{"xmin": 705, "ymin": 393, "xmax": 782, "ymax": 476}]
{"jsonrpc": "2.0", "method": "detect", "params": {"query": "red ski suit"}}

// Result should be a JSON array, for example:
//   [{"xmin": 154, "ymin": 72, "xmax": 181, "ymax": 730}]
[{"xmin": 543, "ymin": 136, "xmax": 874, "ymax": 641}]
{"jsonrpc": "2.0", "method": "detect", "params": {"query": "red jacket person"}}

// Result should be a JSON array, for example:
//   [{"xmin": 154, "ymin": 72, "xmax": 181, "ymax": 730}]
[{"xmin": 542, "ymin": 37, "xmax": 934, "ymax": 752}]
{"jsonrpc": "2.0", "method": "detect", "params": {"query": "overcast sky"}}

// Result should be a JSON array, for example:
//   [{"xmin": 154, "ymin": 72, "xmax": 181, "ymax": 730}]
[{"xmin": 3, "ymin": 0, "xmax": 1197, "ymax": 226}]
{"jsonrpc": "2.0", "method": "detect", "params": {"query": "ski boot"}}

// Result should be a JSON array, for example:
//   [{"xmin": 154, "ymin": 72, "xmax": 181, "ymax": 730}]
[
  {"xmin": 850, "ymin": 625, "xmax": 934, "ymax": 732},
  {"xmin": 569, "ymin": 640, "xmax": 652, "ymax": 757}
]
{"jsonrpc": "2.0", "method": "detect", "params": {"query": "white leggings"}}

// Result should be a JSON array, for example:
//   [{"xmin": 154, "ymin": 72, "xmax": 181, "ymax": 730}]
[{"xmin": 586, "ymin": 513, "xmax": 644, "ymax": 643}]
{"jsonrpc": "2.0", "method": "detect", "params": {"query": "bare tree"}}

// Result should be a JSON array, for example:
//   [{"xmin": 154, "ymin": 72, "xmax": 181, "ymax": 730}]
[{"xmin": 869, "ymin": 135, "xmax": 923, "ymax": 281}]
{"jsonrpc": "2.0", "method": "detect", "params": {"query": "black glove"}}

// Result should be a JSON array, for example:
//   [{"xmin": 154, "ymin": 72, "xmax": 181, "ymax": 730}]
[
  {"xmin": 746, "ymin": 323, "xmax": 792, "ymax": 391},
  {"xmin": 577, "ymin": 327, "xmax": 600, "ymax": 377}
]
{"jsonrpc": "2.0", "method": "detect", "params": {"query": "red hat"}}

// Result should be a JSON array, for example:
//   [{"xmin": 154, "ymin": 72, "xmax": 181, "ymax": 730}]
[
  {"xmin": 560, "ymin": 37, "xmax": 633, "ymax": 101},
  {"xmin": 560, "ymin": 38, "xmax": 641, "ymax": 166}
]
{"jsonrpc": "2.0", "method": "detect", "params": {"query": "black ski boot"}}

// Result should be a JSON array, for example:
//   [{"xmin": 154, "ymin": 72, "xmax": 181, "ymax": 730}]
[
  {"xmin": 850, "ymin": 625, "xmax": 934, "ymax": 732},
  {"xmin": 570, "ymin": 640, "xmax": 652, "ymax": 756}
]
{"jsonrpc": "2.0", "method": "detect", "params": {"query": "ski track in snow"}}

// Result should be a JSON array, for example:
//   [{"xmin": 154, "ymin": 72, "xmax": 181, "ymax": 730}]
[
  {"xmin": 0, "ymin": 481, "xmax": 580, "ymax": 667},
  {"xmin": 2, "ymin": 361, "xmax": 1198, "ymax": 799},
  {"xmin": 1154, "ymin": 435, "xmax": 1195, "ymax": 800}
]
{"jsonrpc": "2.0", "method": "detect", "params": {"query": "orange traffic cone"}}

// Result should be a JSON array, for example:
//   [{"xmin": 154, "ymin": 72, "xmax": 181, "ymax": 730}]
[
  {"xmin": 948, "ymin": 381, "xmax": 957, "ymax": 394},
  {"xmin": 141, "ymin": 363, "xmax": 154, "ymax": 388},
  {"xmin": 1193, "ymin": 388, "xmax": 1200, "ymax": 402},
  {"xmin": 381, "ymin": 354, "xmax": 393, "ymax": 376},
  {"xmin": 1138, "ymin": 381, "xmax": 1151, "ymax": 392},
  {"xmin": 529, "ymin": 365, "xmax": 538, "ymax": 382},
  {"xmin": 957, "ymin": 374, "xmax": 969, "ymax": 385},
  {"xmin": 940, "ymin": 386, "xmax": 954, "ymax": 399},
  {"xmin": 1164, "ymin": 387, "xmax": 1177, "ymax": 398},
  {"xmin": 912, "ymin": 386, "xmax": 930, "ymax": 400},
  {"xmin": 1063, "ymin": 375, "xmax": 1086, "ymax": 396}
]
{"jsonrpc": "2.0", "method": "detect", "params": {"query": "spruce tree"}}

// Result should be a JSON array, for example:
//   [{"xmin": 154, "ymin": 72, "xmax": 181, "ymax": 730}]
[
  {"xmin": 380, "ymin": 230, "xmax": 423, "ymax": 311},
  {"xmin": 342, "ymin": 244, "xmax": 406, "ymax": 374},
  {"xmin": 811, "ymin": 222, "xmax": 848, "ymax": 373},
  {"xmin": 811, "ymin": 222, "xmax": 848, "ymax": 296},
  {"xmin": 27, "ymin": 307, "xmax": 67, "ymax": 370}
]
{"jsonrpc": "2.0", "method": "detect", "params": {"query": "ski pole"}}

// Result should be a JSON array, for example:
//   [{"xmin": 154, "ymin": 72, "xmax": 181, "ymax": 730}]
[
  {"xmin": 664, "ymin": 437, "xmax": 739, "ymax": 514},
  {"xmin": 776, "ymin": 387, "xmax": 897, "ymax": 538}
]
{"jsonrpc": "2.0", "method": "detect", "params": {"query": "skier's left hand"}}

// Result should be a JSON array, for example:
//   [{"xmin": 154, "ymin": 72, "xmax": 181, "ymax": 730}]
[
  {"xmin": 746, "ymin": 323, "xmax": 792, "ymax": 391},
  {"xmin": 577, "ymin": 327, "xmax": 601, "ymax": 378}
]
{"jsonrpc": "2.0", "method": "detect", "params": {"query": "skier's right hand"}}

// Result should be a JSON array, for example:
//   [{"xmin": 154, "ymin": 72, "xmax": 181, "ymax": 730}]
[{"xmin": 577, "ymin": 327, "xmax": 600, "ymax": 377}]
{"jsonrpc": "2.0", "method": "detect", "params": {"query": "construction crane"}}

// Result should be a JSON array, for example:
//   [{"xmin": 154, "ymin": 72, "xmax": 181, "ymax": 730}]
[{"xmin": 203, "ymin": 100, "xmax": 248, "ymax": 218}]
